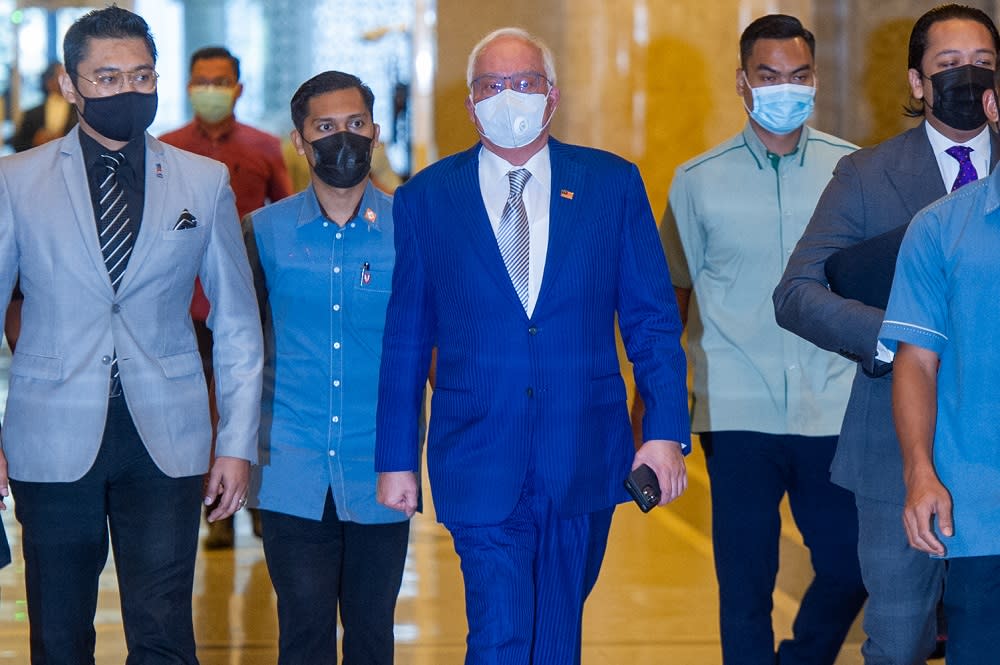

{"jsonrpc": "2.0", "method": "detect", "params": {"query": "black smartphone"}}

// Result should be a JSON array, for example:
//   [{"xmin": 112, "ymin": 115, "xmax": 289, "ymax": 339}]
[{"xmin": 624, "ymin": 464, "xmax": 661, "ymax": 513}]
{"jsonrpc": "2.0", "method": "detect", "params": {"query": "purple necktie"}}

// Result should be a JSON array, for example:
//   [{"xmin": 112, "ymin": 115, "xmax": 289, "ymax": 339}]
[{"xmin": 946, "ymin": 145, "xmax": 979, "ymax": 191}]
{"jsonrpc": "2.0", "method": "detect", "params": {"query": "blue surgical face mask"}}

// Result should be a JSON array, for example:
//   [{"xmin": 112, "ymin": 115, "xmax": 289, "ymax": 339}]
[{"xmin": 742, "ymin": 72, "xmax": 816, "ymax": 135}]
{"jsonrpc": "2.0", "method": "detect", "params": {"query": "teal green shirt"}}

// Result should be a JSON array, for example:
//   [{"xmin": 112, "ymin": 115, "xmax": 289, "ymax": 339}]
[{"xmin": 661, "ymin": 124, "xmax": 856, "ymax": 435}]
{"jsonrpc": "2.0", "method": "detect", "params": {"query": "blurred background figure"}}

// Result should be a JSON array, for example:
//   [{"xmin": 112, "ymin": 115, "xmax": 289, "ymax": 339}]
[
  {"xmin": 161, "ymin": 45, "xmax": 293, "ymax": 550},
  {"xmin": 9, "ymin": 62, "xmax": 75, "ymax": 153}
]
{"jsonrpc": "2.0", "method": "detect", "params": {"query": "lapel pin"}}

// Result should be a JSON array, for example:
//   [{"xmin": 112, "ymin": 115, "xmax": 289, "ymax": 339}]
[
  {"xmin": 364, "ymin": 207, "xmax": 378, "ymax": 231},
  {"xmin": 560, "ymin": 189, "xmax": 574, "ymax": 200},
  {"xmin": 155, "ymin": 163, "xmax": 163, "ymax": 178}
]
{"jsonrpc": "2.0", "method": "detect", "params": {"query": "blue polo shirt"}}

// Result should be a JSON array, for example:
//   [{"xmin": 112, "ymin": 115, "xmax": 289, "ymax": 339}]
[
  {"xmin": 880, "ymin": 171, "xmax": 1000, "ymax": 558},
  {"xmin": 245, "ymin": 181, "xmax": 410, "ymax": 524}
]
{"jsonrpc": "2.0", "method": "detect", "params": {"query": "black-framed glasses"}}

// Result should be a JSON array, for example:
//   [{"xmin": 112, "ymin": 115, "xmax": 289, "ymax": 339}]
[
  {"xmin": 471, "ymin": 71, "xmax": 550, "ymax": 98},
  {"xmin": 77, "ymin": 67, "xmax": 159, "ymax": 95}
]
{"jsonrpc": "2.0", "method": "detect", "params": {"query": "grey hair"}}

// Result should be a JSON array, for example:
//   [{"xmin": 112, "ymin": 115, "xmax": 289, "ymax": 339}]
[{"xmin": 465, "ymin": 27, "xmax": 557, "ymax": 88}]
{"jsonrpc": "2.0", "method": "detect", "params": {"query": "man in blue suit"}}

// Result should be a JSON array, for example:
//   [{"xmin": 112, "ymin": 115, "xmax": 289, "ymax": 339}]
[{"xmin": 375, "ymin": 27, "xmax": 690, "ymax": 664}]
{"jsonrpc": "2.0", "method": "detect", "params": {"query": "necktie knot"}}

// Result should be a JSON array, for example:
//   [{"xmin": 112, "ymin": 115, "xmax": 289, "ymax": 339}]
[
  {"xmin": 946, "ymin": 145, "xmax": 978, "ymax": 191},
  {"xmin": 101, "ymin": 152, "xmax": 125, "ymax": 174},
  {"xmin": 507, "ymin": 168, "xmax": 531, "ymax": 199}
]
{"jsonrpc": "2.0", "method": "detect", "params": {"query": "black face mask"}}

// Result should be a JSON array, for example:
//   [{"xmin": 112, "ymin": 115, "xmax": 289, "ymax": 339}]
[
  {"xmin": 307, "ymin": 131, "xmax": 373, "ymax": 188},
  {"xmin": 77, "ymin": 90, "xmax": 158, "ymax": 142},
  {"xmin": 928, "ymin": 64, "xmax": 994, "ymax": 131}
]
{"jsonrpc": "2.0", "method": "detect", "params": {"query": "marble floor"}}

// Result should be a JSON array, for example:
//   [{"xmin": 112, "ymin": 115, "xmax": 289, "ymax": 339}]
[{"xmin": 0, "ymin": 340, "xmax": 866, "ymax": 663}]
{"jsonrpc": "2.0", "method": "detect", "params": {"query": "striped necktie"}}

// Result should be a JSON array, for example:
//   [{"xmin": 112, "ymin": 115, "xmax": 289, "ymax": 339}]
[
  {"xmin": 497, "ymin": 168, "xmax": 531, "ymax": 310},
  {"xmin": 98, "ymin": 151, "xmax": 134, "ymax": 396}
]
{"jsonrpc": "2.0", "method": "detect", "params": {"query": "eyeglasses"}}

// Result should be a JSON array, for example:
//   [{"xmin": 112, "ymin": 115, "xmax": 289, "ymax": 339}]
[
  {"xmin": 471, "ymin": 71, "xmax": 550, "ymax": 98},
  {"xmin": 77, "ymin": 67, "xmax": 159, "ymax": 95}
]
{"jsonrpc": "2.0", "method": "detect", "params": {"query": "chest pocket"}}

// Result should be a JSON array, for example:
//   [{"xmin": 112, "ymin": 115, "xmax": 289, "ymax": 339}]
[{"xmin": 349, "ymin": 268, "xmax": 392, "ymax": 333}]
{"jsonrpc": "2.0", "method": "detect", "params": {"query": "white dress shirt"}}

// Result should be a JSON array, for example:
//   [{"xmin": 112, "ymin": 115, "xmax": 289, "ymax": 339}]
[{"xmin": 478, "ymin": 144, "xmax": 551, "ymax": 317}]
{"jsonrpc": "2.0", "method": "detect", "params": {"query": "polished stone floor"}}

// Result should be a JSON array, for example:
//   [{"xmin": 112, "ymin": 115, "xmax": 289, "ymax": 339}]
[{"xmin": 0, "ymin": 339, "xmax": 865, "ymax": 663}]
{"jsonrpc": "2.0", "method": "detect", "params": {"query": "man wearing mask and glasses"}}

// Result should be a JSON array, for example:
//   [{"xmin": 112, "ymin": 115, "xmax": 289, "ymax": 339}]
[
  {"xmin": 656, "ymin": 14, "xmax": 865, "ymax": 665},
  {"xmin": 161, "ymin": 46, "xmax": 292, "ymax": 550},
  {"xmin": 0, "ymin": 7, "xmax": 263, "ymax": 663},
  {"xmin": 375, "ymin": 27, "xmax": 689, "ymax": 664},
  {"xmin": 775, "ymin": 5, "xmax": 1000, "ymax": 663}
]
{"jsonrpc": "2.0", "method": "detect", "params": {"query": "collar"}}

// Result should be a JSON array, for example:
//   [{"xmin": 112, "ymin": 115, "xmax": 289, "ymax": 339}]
[
  {"xmin": 741, "ymin": 122, "xmax": 810, "ymax": 170},
  {"xmin": 194, "ymin": 114, "xmax": 236, "ymax": 141},
  {"xmin": 79, "ymin": 128, "xmax": 145, "ymax": 184},
  {"xmin": 478, "ymin": 143, "xmax": 551, "ymax": 192},
  {"xmin": 297, "ymin": 180, "xmax": 381, "ymax": 230},
  {"xmin": 924, "ymin": 121, "xmax": 991, "ymax": 159}
]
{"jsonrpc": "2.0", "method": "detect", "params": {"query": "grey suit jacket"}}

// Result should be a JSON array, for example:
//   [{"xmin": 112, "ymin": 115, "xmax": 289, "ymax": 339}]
[
  {"xmin": 0, "ymin": 127, "xmax": 263, "ymax": 482},
  {"xmin": 773, "ymin": 122, "xmax": 1000, "ymax": 503}
]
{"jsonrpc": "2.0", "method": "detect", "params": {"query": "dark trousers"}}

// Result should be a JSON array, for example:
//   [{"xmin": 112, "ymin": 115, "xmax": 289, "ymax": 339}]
[
  {"xmin": 943, "ymin": 555, "xmax": 1000, "ymax": 665},
  {"xmin": 444, "ymin": 480, "xmax": 614, "ymax": 665},
  {"xmin": 10, "ymin": 394, "xmax": 204, "ymax": 665},
  {"xmin": 855, "ymin": 495, "xmax": 944, "ymax": 665},
  {"xmin": 701, "ymin": 431, "xmax": 867, "ymax": 665},
  {"xmin": 260, "ymin": 491, "xmax": 410, "ymax": 665}
]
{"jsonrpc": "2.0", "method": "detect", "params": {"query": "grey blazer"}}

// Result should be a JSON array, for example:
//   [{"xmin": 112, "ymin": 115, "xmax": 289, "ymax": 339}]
[
  {"xmin": 0, "ymin": 127, "xmax": 263, "ymax": 482},
  {"xmin": 773, "ymin": 122, "xmax": 1000, "ymax": 503}
]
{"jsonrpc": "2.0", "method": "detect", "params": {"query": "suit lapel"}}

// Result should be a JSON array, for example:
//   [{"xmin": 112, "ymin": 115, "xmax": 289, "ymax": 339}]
[
  {"xmin": 536, "ymin": 139, "xmax": 584, "ymax": 310},
  {"xmin": 60, "ymin": 128, "xmax": 114, "ymax": 289},
  {"xmin": 447, "ymin": 144, "xmax": 527, "ymax": 311},
  {"xmin": 885, "ymin": 123, "xmax": 947, "ymax": 220},
  {"xmin": 116, "ymin": 133, "xmax": 163, "ymax": 295}
]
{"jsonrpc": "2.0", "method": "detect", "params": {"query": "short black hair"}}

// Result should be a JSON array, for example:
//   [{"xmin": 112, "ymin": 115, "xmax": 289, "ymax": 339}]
[
  {"xmin": 739, "ymin": 14, "xmax": 815, "ymax": 70},
  {"xmin": 290, "ymin": 71, "xmax": 375, "ymax": 134},
  {"xmin": 904, "ymin": 4, "xmax": 1000, "ymax": 117},
  {"xmin": 190, "ymin": 46, "xmax": 240, "ymax": 81},
  {"xmin": 63, "ymin": 5, "xmax": 157, "ymax": 81}
]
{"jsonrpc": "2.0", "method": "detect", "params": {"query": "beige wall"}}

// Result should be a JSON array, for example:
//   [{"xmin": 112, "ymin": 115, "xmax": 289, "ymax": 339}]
[{"xmin": 435, "ymin": 0, "xmax": 999, "ymax": 216}]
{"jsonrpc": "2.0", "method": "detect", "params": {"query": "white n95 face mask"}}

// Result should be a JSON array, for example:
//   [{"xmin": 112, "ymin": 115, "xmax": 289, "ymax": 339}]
[{"xmin": 473, "ymin": 89, "xmax": 550, "ymax": 149}]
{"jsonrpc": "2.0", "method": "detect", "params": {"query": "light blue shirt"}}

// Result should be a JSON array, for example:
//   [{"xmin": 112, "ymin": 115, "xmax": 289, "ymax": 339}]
[
  {"xmin": 880, "ymin": 170, "xmax": 1000, "ymax": 558},
  {"xmin": 661, "ymin": 124, "xmax": 857, "ymax": 435},
  {"xmin": 245, "ymin": 181, "xmax": 410, "ymax": 523}
]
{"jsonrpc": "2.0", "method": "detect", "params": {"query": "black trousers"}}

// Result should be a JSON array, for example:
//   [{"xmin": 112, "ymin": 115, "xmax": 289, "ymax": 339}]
[
  {"xmin": 260, "ymin": 491, "xmax": 410, "ymax": 665},
  {"xmin": 11, "ymin": 394, "xmax": 204, "ymax": 665},
  {"xmin": 701, "ymin": 431, "xmax": 867, "ymax": 665}
]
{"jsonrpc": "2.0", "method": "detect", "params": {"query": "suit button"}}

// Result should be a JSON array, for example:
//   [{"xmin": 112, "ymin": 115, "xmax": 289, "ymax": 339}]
[
  {"xmin": 526, "ymin": 387, "xmax": 534, "ymax": 397},
  {"xmin": 101, "ymin": 355, "xmax": 112, "ymax": 365},
  {"xmin": 112, "ymin": 304, "xmax": 121, "ymax": 313},
  {"xmin": 528, "ymin": 326, "xmax": 538, "ymax": 335}
]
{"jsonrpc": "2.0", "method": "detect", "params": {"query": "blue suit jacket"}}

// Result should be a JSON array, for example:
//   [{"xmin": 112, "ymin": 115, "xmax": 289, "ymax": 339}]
[{"xmin": 375, "ymin": 138, "xmax": 689, "ymax": 525}]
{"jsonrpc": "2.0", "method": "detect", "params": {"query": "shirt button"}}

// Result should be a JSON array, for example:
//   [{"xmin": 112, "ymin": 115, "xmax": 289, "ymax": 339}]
[
  {"xmin": 332, "ymin": 416, "xmax": 340, "ymax": 423},
  {"xmin": 526, "ymin": 387, "xmax": 534, "ymax": 397},
  {"xmin": 328, "ymin": 450, "xmax": 336, "ymax": 457},
  {"xmin": 335, "ymin": 232, "xmax": 343, "ymax": 240},
  {"xmin": 111, "ymin": 304, "xmax": 121, "ymax": 313},
  {"xmin": 528, "ymin": 326, "xmax": 538, "ymax": 335},
  {"xmin": 350, "ymin": 222, "xmax": 357, "ymax": 228},
  {"xmin": 333, "ymin": 304, "xmax": 341, "ymax": 312},
  {"xmin": 333, "ymin": 342, "xmax": 341, "ymax": 350},
  {"xmin": 333, "ymin": 380, "xmax": 341, "ymax": 388},
  {"xmin": 323, "ymin": 221, "xmax": 329, "ymax": 228},
  {"xmin": 101, "ymin": 355, "xmax": 112, "ymax": 364},
  {"xmin": 333, "ymin": 266, "xmax": 341, "ymax": 274}
]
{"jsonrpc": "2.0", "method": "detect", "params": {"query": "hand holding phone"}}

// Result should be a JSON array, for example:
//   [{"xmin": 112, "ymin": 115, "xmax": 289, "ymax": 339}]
[{"xmin": 625, "ymin": 463, "xmax": 661, "ymax": 513}]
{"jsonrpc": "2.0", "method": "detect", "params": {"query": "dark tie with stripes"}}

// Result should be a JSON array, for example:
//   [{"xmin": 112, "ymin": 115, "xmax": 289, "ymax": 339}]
[
  {"xmin": 98, "ymin": 151, "xmax": 134, "ymax": 396},
  {"xmin": 498, "ymin": 168, "xmax": 531, "ymax": 310}
]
